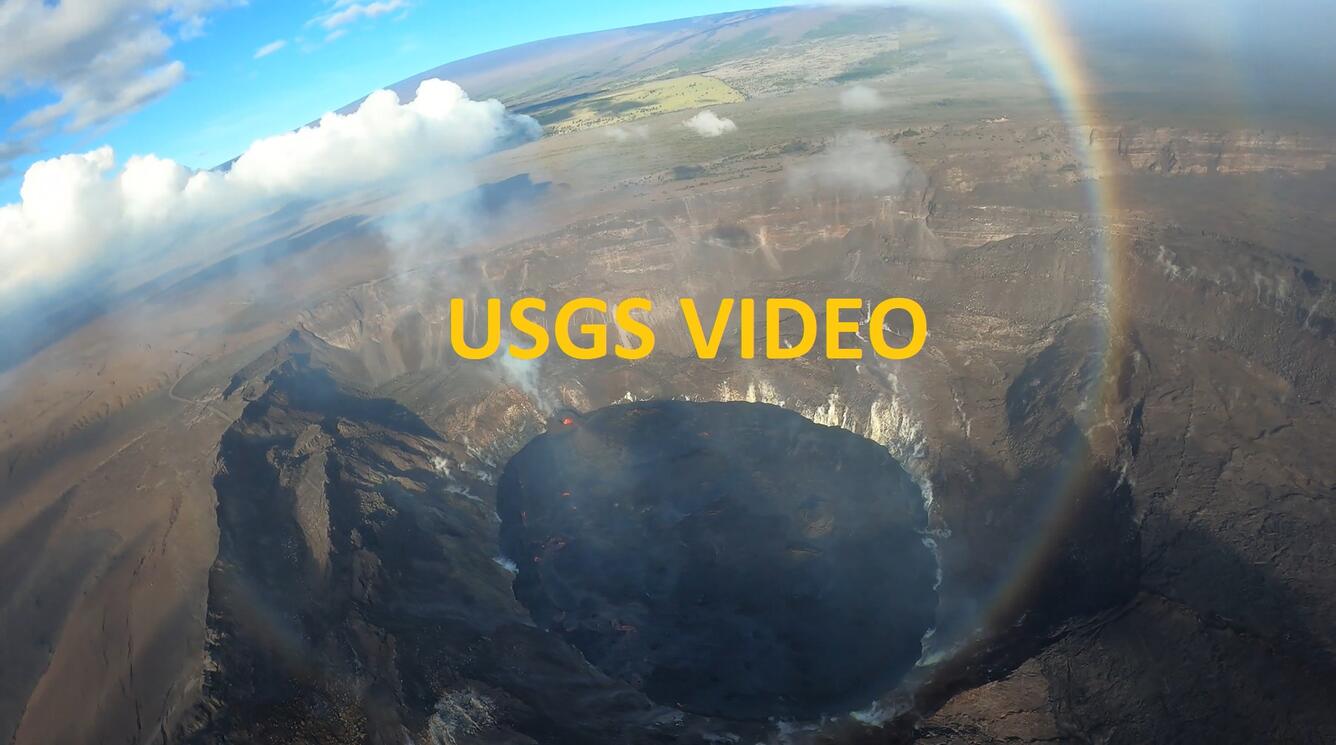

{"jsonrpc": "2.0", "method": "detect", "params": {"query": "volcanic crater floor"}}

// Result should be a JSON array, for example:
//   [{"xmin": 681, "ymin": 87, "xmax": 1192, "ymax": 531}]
[{"xmin": 497, "ymin": 401, "xmax": 938, "ymax": 720}]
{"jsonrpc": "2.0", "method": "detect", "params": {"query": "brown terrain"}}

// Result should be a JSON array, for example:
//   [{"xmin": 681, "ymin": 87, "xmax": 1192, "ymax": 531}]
[{"xmin": 2, "ymin": 5, "xmax": 1335, "ymax": 744}]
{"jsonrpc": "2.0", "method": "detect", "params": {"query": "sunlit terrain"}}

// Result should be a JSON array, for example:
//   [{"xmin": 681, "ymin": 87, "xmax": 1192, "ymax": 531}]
[{"xmin": 2, "ymin": 3, "xmax": 1335, "ymax": 743}]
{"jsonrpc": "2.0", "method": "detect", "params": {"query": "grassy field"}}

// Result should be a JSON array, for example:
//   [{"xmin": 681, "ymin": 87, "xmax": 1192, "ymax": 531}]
[{"xmin": 532, "ymin": 74, "xmax": 745, "ymax": 134}]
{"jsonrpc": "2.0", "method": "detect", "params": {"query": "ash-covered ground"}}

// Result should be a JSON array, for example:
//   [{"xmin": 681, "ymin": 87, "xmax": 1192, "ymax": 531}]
[{"xmin": 2, "ymin": 5, "xmax": 1336, "ymax": 744}]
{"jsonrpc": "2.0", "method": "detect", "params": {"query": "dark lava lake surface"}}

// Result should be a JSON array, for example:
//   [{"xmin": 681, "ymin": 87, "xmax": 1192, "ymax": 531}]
[{"xmin": 498, "ymin": 401, "xmax": 937, "ymax": 720}]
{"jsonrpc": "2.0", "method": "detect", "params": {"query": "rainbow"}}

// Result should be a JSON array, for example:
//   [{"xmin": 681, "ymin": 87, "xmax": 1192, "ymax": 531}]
[{"xmin": 922, "ymin": 0, "xmax": 1141, "ymax": 667}]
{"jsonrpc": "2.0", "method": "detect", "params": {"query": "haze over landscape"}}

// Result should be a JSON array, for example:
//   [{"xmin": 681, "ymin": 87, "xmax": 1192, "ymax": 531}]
[{"xmin": 2, "ymin": 1, "xmax": 1336, "ymax": 743}]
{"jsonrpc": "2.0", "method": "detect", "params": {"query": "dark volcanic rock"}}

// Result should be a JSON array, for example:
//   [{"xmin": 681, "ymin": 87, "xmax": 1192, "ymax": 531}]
[
  {"xmin": 188, "ymin": 357, "xmax": 787, "ymax": 744},
  {"xmin": 192, "ymin": 360, "xmax": 518, "ymax": 742},
  {"xmin": 497, "ymin": 401, "xmax": 936, "ymax": 720}
]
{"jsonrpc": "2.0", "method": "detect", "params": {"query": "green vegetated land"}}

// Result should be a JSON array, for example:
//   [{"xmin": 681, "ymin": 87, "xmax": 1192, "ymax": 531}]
[{"xmin": 531, "ymin": 74, "xmax": 746, "ymax": 134}]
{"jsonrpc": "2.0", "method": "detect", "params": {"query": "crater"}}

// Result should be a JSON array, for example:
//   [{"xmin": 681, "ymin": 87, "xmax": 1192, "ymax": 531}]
[{"xmin": 497, "ymin": 400, "xmax": 937, "ymax": 721}]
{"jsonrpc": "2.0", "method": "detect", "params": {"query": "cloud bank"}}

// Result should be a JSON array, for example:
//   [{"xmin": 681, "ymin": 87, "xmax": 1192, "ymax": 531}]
[
  {"xmin": 0, "ymin": 79, "xmax": 541, "ymax": 299},
  {"xmin": 683, "ymin": 110, "xmax": 737, "ymax": 138},
  {"xmin": 0, "ymin": 0, "xmax": 240, "ymax": 135}
]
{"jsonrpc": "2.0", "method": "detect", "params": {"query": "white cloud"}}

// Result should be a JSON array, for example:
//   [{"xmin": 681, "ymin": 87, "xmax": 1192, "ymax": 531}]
[
  {"xmin": 297, "ymin": 1, "xmax": 410, "ymax": 46},
  {"xmin": 0, "ymin": 139, "xmax": 38, "ymax": 180},
  {"xmin": 253, "ymin": 40, "xmax": 288, "ymax": 59},
  {"xmin": 604, "ymin": 124, "xmax": 650, "ymax": 142},
  {"xmin": 786, "ymin": 131, "xmax": 912, "ymax": 194},
  {"xmin": 0, "ymin": 1, "xmax": 240, "ymax": 134},
  {"xmin": 839, "ymin": 84, "xmax": 889, "ymax": 112},
  {"xmin": 682, "ymin": 110, "xmax": 737, "ymax": 138},
  {"xmin": 0, "ymin": 79, "xmax": 541, "ymax": 299},
  {"xmin": 317, "ymin": 0, "xmax": 409, "ymax": 30}
]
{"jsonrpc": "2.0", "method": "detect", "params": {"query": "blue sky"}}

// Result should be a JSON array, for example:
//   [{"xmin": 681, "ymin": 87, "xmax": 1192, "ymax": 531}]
[{"xmin": 0, "ymin": 1, "xmax": 758, "ymax": 200}]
